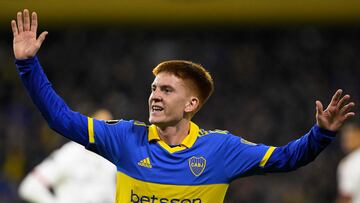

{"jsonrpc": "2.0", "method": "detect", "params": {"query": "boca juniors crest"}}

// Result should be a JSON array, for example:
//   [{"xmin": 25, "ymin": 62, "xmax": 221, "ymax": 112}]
[{"xmin": 188, "ymin": 156, "xmax": 206, "ymax": 176}]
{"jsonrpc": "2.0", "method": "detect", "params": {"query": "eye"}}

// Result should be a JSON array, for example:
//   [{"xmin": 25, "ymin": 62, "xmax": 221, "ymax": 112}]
[
  {"xmin": 164, "ymin": 88, "xmax": 172, "ymax": 94},
  {"xmin": 151, "ymin": 86, "xmax": 156, "ymax": 92}
]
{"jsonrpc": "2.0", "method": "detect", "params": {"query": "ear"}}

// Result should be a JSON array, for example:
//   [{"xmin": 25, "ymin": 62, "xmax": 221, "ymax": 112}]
[{"xmin": 184, "ymin": 96, "xmax": 200, "ymax": 113}]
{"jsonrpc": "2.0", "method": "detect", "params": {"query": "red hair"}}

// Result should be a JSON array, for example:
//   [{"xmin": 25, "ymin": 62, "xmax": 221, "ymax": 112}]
[{"xmin": 152, "ymin": 60, "xmax": 214, "ymax": 106}]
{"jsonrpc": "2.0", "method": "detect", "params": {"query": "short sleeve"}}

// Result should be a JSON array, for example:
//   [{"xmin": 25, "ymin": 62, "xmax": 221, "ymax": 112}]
[{"xmin": 222, "ymin": 134, "xmax": 271, "ymax": 180}]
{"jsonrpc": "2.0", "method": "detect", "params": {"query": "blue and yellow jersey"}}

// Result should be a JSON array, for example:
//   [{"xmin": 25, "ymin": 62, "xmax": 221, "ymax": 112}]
[
  {"xmin": 90, "ymin": 119, "xmax": 269, "ymax": 202},
  {"xmin": 16, "ymin": 57, "xmax": 337, "ymax": 203}
]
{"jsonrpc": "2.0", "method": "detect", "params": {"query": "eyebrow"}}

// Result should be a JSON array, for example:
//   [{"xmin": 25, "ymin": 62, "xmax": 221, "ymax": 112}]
[{"xmin": 152, "ymin": 84, "xmax": 175, "ymax": 90}]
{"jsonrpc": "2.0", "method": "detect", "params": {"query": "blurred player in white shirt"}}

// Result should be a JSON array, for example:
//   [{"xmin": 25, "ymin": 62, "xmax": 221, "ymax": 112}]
[
  {"xmin": 337, "ymin": 122, "xmax": 360, "ymax": 203},
  {"xmin": 18, "ymin": 109, "xmax": 116, "ymax": 203}
]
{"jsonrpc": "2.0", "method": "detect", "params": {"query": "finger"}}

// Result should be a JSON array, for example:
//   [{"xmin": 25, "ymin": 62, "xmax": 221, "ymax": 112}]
[
  {"xmin": 36, "ymin": 31, "xmax": 48, "ymax": 47},
  {"xmin": 11, "ymin": 20, "xmax": 18, "ymax": 37},
  {"xmin": 316, "ymin": 100, "xmax": 324, "ymax": 116},
  {"xmin": 337, "ymin": 94, "xmax": 350, "ymax": 109},
  {"xmin": 329, "ymin": 89, "xmax": 343, "ymax": 107},
  {"xmin": 23, "ymin": 9, "xmax": 30, "ymax": 31},
  {"xmin": 340, "ymin": 102, "xmax": 355, "ymax": 115},
  {"xmin": 31, "ymin": 12, "xmax": 37, "ymax": 33},
  {"xmin": 17, "ymin": 11, "xmax": 23, "ymax": 33},
  {"xmin": 344, "ymin": 112, "xmax": 355, "ymax": 120}
]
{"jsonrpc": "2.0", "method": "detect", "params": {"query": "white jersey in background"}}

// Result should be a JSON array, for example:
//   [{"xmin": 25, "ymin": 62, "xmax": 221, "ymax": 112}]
[
  {"xmin": 19, "ymin": 142, "xmax": 116, "ymax": 203},
  {"xmin": 338, "ymin": 149, "xmax": 360, "ymax": 203}
]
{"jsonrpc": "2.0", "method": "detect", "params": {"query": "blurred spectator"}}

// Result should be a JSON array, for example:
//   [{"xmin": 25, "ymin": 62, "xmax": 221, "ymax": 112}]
[
  {"xmin": 337, "ymin": 122, "xmax": 360, "ymax": 203},
  {"xmin": 18, "ymin": 109, "xmax": 116, "ymax": 203}
]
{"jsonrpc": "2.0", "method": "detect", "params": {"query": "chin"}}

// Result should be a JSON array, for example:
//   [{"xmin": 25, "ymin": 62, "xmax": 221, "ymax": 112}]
[
  {"xmin": 149, "ymin": 117, "xmax": 161, "ymax": 125},
  {"xmin": 149, "ymin": 117, "xmax": 168, "ymax": 128}
]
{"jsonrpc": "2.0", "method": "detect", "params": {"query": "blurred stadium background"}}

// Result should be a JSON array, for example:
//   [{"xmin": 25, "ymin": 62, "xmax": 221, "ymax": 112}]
[{"xmin": 1, "ymin": 1, "xmax": 360, "ymax": 202}]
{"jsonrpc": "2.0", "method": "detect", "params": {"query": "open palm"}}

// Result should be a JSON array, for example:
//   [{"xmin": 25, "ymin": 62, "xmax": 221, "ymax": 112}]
[
  {"xmin": 316, "ymin": 89, "xmax": 355, "ymax": 132},
  {"xmin": 11, "ymin": 9, "xmax": 47, "ymax": 60}
]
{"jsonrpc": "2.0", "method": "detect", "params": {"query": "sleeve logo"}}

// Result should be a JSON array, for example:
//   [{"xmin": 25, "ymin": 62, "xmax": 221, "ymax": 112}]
[
  {"xmin": 188, "ymin": 156, "xmax": 206, "ymax": 176},
  {"xmin": 105, "ymin": 120, "xmax": 120, "ymax": 125},
  {"xmin": 241, "ymin": 138, "xmax": 257, "ymax": 146}
]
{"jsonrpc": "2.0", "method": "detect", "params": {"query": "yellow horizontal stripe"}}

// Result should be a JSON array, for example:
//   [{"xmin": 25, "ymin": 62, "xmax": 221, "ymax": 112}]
[
  {"xmin": 259, "ymin": 146, "xmax": 276, "ymax": 167},
  {"xmin": 2, "ymin": 1, "xmax": 360, "ymax": 26},
  {"xmin": 88, "ymin": 117, "xmax": 95, "ymax": 143},
  {"xmin": 115, "ymin": 172, "xmax": 228, "ymax": 203}
]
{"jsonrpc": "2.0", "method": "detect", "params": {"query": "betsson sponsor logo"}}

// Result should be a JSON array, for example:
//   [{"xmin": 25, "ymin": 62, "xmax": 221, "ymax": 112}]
[{"xmin": 131, "ymin": 190, "xmax": 201, "ymax": 203}]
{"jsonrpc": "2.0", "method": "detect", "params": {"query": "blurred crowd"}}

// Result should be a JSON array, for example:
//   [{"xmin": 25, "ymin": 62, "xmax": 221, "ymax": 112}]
[{"xmin": 0, "ymin": 26, "xmax": 359, "ymax": 202}]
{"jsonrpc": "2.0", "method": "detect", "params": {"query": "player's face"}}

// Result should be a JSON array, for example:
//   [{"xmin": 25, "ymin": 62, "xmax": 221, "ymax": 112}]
[{"xmin": 148, "ymin": 72, "xmax": 193, "ymax": 127}]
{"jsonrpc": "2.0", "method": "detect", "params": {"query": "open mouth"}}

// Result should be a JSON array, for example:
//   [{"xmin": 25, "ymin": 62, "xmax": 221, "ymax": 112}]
[{"xmin": 151, "ymin": 105, "xmax": 164, "ymax": 112}]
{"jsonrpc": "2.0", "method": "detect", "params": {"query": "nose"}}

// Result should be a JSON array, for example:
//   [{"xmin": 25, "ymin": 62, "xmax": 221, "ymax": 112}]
[{"xmin": 149, "ymin": 89, "xmax": 162, "ymax": 103}]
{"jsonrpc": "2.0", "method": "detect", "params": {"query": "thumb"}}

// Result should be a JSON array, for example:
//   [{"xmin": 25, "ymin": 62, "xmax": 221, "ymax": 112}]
[
  {"xmin": 316, "ymin": 100, "xmax": 323, "ymax": 116},
  {"xmin": 36, "ymin": 31, "xmax": 48, "ymax": 47}
]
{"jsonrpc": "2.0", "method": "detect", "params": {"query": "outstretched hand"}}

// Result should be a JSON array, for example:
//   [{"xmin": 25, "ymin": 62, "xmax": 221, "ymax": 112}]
[
  {"xmin": 316, "ymin": 89, "xmax": 355, "ymax": 132},
  {"xmin": 11, "ymin": 9, "xmax": 48, "ymax": 60}
]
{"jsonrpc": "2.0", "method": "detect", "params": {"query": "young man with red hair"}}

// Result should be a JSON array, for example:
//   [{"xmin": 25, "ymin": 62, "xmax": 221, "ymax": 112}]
[{"xmin": 12, "ymin": 9, "xmax": 355, "ymax": 203}]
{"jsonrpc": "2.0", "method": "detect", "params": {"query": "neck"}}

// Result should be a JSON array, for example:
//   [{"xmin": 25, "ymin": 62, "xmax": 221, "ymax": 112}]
[{"xmin": 156, "ymin": 119, "xmax": 190, "ymax": 146}]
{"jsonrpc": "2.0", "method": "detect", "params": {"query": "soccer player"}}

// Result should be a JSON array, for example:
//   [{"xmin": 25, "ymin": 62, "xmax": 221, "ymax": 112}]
[
  {"xmin": 12, "ymin": 9, "xmax": 355, "ymax": 203},
  {"xmin": 18, "ymin": 109, "xmax": 116, "ymax": 203},
  {"xmin": 337, "ymin": 122, "xmax": 360, "ymax": 203}
]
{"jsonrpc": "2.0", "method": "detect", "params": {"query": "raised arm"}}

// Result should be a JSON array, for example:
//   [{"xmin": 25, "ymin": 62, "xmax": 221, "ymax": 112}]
[
  {"xmin": 263, "ymin": 89, "xmax": 355, "ymax": 172},
  {"xmin": 11, "ymin": 10, "xmax": 131, "ymax": 164},
  {"xmin": 11, "ymin": 9, "xmax": 90, "ymax": 146},
  {"xmin": 224, "ymin": 90, "xmax": 356, "ymax": 180}
]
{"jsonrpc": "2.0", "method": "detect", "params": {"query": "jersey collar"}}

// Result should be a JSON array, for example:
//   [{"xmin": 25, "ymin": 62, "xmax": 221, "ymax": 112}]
[{"xmin": 148, "ymin": 121, "xmax": 200, "ymax": 153}]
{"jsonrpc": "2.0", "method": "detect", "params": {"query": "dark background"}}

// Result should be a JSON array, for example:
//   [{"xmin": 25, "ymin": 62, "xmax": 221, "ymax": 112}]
[{"xmin": 1, "ymin": 1, "xmax": 360, "ymax": 202}]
